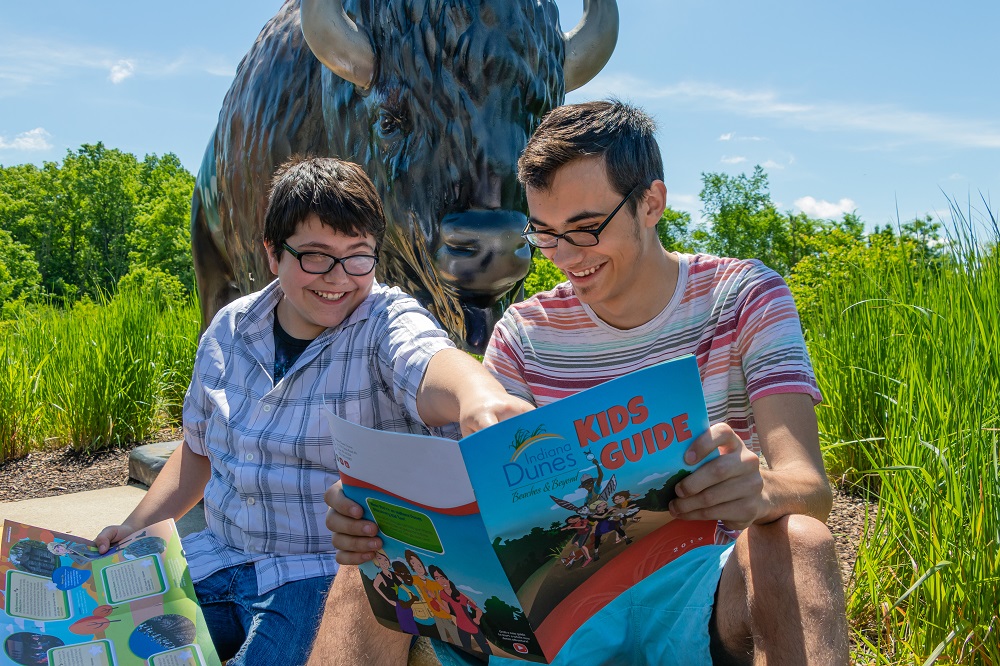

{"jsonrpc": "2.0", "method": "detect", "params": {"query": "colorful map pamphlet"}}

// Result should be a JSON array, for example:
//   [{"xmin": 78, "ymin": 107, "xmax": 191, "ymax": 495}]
[
  {"xmin": 326, "ymin": 354, "xmax": 723, "ymax": 663},
  {"xmin": 1, "ymin": 519, "xmax": 221, "ymax": 666}
]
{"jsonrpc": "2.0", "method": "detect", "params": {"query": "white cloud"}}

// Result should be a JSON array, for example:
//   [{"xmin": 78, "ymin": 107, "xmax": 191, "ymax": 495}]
[
  {"xmin": 639, "ymin": 471, "xmax": 670, "ymax": 485},
  {"xmin": 0, "ymin": 127, "xmax": 52, "ymax": 151},
  {"xmin": 946, "ymin": 173, "xmax": 965, "ymax": 181},
  {"xmin": 718, "ymin": 132, "xmax": 733, "ymax": 141},
  {"xmin": 0, "ymin": 36, "xmax": 233, "ymax": 97},
  {"xmin": 108, "ymin": 59, "xmax": 135, "ymax": 83},
  {"xmin": 721, "ymin": 155, "xmax": 746, "ymax": 165},
  {"xmin": 457, "ymin": 584, "xmax": 483, "ymax": 596},
  {"xmin": 794, "ymin": 196, "xmax": 856, "ymax": 219},
  {"xmin": 761, "ymin": 160, "xmax": 785, "ymax": 170},
  {"xmin": 575, "ymin": 74, "xmax": 1000, "ymax": 149}
]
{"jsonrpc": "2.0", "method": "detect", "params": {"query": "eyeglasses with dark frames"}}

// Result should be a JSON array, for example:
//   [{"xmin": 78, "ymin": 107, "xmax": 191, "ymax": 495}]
[
  {"xmin": 281, "ymin": 242, "xmax": 379, "ymax": 276},
  {"xmin": 520, "ymin": 184, "xmax": 643, "ymax": 249}
]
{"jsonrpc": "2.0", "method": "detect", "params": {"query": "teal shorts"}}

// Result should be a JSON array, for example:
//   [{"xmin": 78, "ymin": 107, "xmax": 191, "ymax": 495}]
[{"xmin": 432, "ymin": 543, "xmax": 734, "ymax": 666}]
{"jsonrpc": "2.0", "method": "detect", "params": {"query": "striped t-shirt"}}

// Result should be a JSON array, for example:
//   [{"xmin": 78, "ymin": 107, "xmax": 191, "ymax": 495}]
[{"xmin": 484, "ymin": 253, "xmax": 821, "ymax": 454}]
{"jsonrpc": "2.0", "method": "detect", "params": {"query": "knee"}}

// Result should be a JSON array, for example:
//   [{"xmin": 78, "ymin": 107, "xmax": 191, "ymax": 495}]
[{"xmin": 739, "ymin": 514, "xmax": 838, "ymax": 575}]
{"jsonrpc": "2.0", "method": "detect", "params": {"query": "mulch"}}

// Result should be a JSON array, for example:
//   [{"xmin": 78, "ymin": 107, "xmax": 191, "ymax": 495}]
[{"xmin": 0, "ymin": 432, "xmax": 875, "ymax": 585}]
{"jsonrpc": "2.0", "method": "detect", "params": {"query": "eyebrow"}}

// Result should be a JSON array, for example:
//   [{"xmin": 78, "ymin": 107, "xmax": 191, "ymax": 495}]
[
  {"xmin": 297, "ymin": 240, "xmax": 375, "ymax": 253},
  {"xmin": 527, "ymin": 209, "xmax": 608, "ymax": 230}
]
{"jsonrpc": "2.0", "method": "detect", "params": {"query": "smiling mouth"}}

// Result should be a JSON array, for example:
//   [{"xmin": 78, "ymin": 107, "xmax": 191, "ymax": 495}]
[
  {"xmin": 312, "ymin": 289, "xmax": 346, "ymax": 301},
  {"xmin": 569, "ymin": 265, "xmax": 601, "ymax": 278}
]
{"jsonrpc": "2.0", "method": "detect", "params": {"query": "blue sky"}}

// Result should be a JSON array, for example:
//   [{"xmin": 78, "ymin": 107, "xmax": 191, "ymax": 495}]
[{"xmin": 2, "ymin": 1, "xmax": 997, "ymax": 230}]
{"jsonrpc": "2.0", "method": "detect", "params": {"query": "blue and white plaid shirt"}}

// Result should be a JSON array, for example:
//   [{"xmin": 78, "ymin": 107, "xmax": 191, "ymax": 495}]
[{"xmin": 181, "ymin": 279, "xmax": 458, "ymax": 593}]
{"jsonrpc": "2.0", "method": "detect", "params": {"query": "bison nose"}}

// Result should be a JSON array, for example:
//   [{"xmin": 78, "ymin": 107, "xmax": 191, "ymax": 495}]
[{"xmin": 435, "ymin": 210, "xmax": 532, "ymax": 304}]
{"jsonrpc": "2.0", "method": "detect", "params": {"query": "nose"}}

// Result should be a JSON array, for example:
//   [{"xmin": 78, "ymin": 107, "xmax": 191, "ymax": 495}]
[{"xmin": 434, "ymin": 210, "xmax": 532, "ymax": 304}]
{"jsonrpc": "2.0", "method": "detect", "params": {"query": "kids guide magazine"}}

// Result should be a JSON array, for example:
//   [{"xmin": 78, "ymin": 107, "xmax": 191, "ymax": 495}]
[{"xmin": 327, "ymin": 354, "xmax": 724, "ymax": 663}]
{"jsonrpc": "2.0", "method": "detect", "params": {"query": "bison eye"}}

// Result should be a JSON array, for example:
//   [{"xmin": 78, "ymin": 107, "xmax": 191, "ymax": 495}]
[{"xmin": 376, "ymin": 108, "xmax": 404, "ymax": 141}]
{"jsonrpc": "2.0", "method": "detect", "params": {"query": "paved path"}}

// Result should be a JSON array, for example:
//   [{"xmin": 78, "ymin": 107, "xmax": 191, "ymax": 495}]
[{"xmin": 0, "ymin": 441, "xmax": 205, "ymax": 539}]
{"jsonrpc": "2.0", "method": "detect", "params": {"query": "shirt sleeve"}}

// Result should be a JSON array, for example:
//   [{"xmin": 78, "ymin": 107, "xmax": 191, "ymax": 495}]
[
  {"xmin": 735, "ymin": 263, "xmax": 822, "ymax": 405},
  {"xmin": 483, "ymin": 308, "xmax": 536, "ymax": 405},
  {"xmin": 181, "ymin": 336, "xmax": 217, "ymax": 456},
  {"xmin": 377, "ymin": 293, "xmax": 458, "ymax": 426}
]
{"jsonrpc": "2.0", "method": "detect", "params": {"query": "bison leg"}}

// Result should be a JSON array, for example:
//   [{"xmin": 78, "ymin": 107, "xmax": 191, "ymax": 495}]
[{"xmin": 191, "ymin": 186, "xmax": 242, "ymax": 332}]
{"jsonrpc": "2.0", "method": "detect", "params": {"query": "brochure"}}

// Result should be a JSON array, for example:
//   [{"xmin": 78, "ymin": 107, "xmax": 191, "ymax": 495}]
[
  {"xmin": 326, "ymin": 354, "xmax": 722, "ymax": 662},
  {"xmin": 0, "ymin": 519, "xmax": 221, "ymax": 666}
]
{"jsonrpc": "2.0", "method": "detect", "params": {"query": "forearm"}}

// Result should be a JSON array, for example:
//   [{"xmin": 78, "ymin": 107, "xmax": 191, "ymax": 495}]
[
  {"xmin": 122, "ymin": 440, "xmax": 211, "ymax": 530},
  {"xmin": 757, "ymin": 464, "xmax": 833, "ymax": 524},
  {"xmin": 416, "ymin": 348, "xmax": 510, "ymax": 427}
]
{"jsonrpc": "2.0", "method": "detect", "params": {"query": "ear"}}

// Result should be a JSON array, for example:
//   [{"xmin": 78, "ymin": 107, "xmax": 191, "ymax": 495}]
[
  {"xmin": 640, "ymin": 180, "xmax": 668, "ymax": 229},
  {"xmin": 264, "ymin": 241, "xmax": 280, "ymax": 276}
]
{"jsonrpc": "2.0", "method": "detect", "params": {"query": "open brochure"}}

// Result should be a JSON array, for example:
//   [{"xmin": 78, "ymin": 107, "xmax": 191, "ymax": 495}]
[
  {"xmin": 326, "ymin": 354, "xmax": 722, "ymax": 663},
  {"xmin": 1, "ymin": 519, "xmax": 221, "ymax": 666}
]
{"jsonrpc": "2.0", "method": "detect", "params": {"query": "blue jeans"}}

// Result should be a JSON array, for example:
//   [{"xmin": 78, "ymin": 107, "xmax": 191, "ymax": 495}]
[{"xmin": 194, "ymin": 563, "xmax": 334, "ymax": 665}]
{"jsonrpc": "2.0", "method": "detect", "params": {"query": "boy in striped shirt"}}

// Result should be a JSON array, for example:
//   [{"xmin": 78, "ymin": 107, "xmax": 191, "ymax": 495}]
[{"xmin": 322, "ymin": 101, "xmax": 849, "ymax": 665}]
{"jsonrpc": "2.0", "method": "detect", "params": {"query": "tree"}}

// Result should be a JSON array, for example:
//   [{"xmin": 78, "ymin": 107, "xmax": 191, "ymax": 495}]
[{"xmin": 128, "ymin": 170, "xmax": 196, "ymax": 291}]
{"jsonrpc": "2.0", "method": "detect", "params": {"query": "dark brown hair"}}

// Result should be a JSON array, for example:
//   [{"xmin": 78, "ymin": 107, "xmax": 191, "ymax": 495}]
[
  {"xmin": 517, "ymin": 99, "xmax": 663, "ymax": 215},
  {"xmin": 263, "ymin": 157, "xmax": 386, "ymax": 257}
]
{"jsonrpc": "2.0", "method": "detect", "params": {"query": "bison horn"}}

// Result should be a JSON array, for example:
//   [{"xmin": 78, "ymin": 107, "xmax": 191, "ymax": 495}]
[
  {"xmin": 563, "ymin": 0, "xmax": 620, "ymax": 93},
  {"xmin": 300, "ymin": 0, "xmax": 376, "ymax": 89}
]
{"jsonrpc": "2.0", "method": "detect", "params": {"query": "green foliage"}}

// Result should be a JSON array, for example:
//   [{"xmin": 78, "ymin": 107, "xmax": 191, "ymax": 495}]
[
  {"xmin": 118, "ymin": 265, "xmax": 188, "ymax": 310},
  {"xmin": 657, "ymin": 206, "xmax": 696, "ymax": 252},
  {"xmin": 0, "ymin": 145, "xmax": 196, "ymax": 304},
  {"xmin": 0, "ymin": 288, "xmax": 200, "ymax": 462},
  {"xmin": 805, "ymin": 208, "xmax": 1000, "ymax": 663},
  {"xmin": 523, "ymin": 251, "xmax": 564, "ymax": 297}
]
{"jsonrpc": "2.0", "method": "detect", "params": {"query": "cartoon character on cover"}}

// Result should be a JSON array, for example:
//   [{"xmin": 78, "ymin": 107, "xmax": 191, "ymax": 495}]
[
  {"xmin": 405, "ymin": 550, "xmax": 460, "ymax": 643},
  {"xmin": 390, "ymin": 560, "xmax": 421, "ymax": 635},
  {"xmin": 578, "ymin": 449, "xmax": 607, "ymax": 506},
  {"xmin": 372, "ymin": 549, "xmax": 401, "ymax": 608},
  {"xmin": 611, "ymin": 490, "xmax": 641, "ymax": 529},
  {"xmin": 587, "ymin": 499, "xmax": 631, "ymax": 559},
  {"xmin": 428, "ymin": 565, "xmax": 492, "ymax": 655},
  {"xmin": 559, "ymin": 514, "xmax": 594, "ymax": 568}
]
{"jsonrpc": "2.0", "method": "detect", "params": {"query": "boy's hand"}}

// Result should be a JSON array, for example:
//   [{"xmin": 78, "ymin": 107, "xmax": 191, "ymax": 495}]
[
  {"xmin": 94, "ymin": 524, "xmax": 136, "ymax": 555},
  {"xmin": 459, "ymin": 394, "xmax": 534, "ymax": 436},
  {"xmin": 325, "ymin": 481, "xmax": 383, "ymax": 564},
  {"xmin": 668, "ymin": 423, "xmax": 764, "ymax": 531}
]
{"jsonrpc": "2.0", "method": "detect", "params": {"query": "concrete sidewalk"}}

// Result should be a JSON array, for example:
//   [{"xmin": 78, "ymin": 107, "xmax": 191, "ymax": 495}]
[{"xmin": 0, "ymin": 440, "xmax": 206, "ymax": 539}]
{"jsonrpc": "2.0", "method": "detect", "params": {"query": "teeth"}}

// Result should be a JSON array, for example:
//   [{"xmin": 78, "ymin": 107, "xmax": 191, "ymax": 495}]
[
  {"xmin": 571, "ymin": 266, "xmax": 599, "ymax": 277},
  {"xmin": 313, "ymin": 290, "xmax": 345, "ymax": 301}
]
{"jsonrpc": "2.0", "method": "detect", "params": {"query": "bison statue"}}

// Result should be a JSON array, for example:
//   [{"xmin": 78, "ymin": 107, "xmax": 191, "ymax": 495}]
[{"xmin": 191, "ymin": 0, "xmax": 619, "ymax": 352}]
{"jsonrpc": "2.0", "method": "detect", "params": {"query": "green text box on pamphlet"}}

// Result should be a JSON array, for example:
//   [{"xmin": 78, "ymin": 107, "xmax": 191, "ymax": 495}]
[
  {"xmin": 5, "ymin": 570, "xmax": 71, "ymax": 621},
  {"xmin": 100, "ymin": 554, "xmax": 168, "ymax": 603},
  {"xmin": 366, "ymin": 498, "xmax": 444, "ymax": 553},
  {"xmin": 48, "ymin": 639, "xmax": 115, "ymax": 666},
  {"xmin": 148, "ymin": 644, "xmax": 209, "ymax": 666}
]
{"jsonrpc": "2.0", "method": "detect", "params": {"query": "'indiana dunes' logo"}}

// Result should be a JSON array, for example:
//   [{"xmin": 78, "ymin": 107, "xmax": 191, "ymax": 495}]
[{"xmin": 509, "ymin": 424, "xmax": 564, "ymax": 462}]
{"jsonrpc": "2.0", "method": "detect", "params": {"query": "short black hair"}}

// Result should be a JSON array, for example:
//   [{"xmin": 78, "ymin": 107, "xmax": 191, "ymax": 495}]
[
  {"xmin": 263, "ymin": 157, "xmax": 386, "ymax": 257},
  {"xmin": 517, "ymin": 99, "xmax": 663, "ymax": 215}
]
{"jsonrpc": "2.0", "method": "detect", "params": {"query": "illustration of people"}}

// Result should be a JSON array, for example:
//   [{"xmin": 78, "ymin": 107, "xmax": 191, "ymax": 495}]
[
  {"xmin": 428, "ymin": 566, "xmax": 492, "ymax": 656},
  {"xmin": 390, "ymin": 561, "xmax": 421, "ymax": 635},
  {"xmin": 371, "ymin": 549, "xmax": 401, "ymax": 609},
  {"xmin": 588, "ymin": 499, "xmax": 631, "ymax": 561},
  {"xmin": 579, "ymin": 449, "xmax": 606, "ymax": 506},
  {"xmin": 46, "ymin": 540, "xmax": 104, "ymax": 565},
  {"xmin": 559, "ymin": 514, "xmax": 594, "ymax": 569},
  {"xmin": 610, "ymin": 490, "xmax": 641, "ymax": 532},
  {"xmin": 404, "ymin": 549, "xmax": 459, "ymax": 643}
]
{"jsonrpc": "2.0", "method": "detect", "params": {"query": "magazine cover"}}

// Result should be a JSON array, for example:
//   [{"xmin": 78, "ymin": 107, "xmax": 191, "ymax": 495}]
[
  {"xmin": 460, "ymin": 354, "xmax": 719, "ymax": 657},
  {"xmin": 327, "ymin": 354, "xmax": 718, "ymax": 663},
  {"xmin": 0, "ymin": 519, "xmax": 221, "ymax": 666}
]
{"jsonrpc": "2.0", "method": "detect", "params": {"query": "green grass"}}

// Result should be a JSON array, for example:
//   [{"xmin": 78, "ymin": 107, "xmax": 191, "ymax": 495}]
[
  {"xmin": 0, "ymin": 288, "xmax": 200, "ymax": 460},
  {"xmin": 800, "ymin": 208, "xmax": 1000, "ymax": 663}
]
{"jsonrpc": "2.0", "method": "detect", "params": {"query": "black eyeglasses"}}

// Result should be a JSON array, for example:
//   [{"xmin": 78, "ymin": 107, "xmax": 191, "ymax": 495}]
[
  {"xmin": 521, "ymin": 184, "xmax": 643, "ymax": 248},
  {"xmin": 281, "ymin": 243, "xmax": 379, "ymax": 276}
]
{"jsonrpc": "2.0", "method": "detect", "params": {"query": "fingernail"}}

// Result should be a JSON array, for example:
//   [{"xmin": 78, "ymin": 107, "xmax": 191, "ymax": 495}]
[
  {"xmin": 364, "ymin": 524, "xmax": 377, "ymax": 536},
  {"xmin": 684, "ymin": 451, "xmax": 695, "ymax": 465},
  {"xmin": 362, "ymin": 552, "xmax": 374, "ymax": 561},
  {"xmin": 367, "ymin": 540, "xmax": 379, "ymax": 550}
]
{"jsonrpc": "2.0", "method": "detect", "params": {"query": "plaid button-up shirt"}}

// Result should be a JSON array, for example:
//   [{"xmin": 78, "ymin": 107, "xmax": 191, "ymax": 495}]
[{"xmin": 181, "ymin": 279, "xmax": 458, "ymax": 593}]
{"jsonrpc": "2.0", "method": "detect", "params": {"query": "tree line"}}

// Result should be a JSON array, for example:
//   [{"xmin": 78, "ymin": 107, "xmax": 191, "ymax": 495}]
[{"xmin": 0, "ymin": 143, "xmax": 195, "ymax": 311}]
